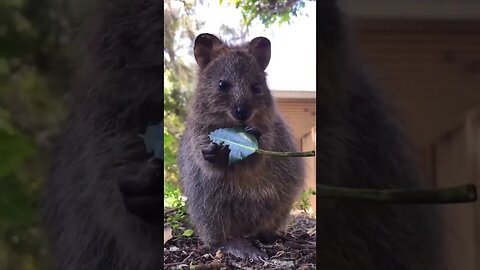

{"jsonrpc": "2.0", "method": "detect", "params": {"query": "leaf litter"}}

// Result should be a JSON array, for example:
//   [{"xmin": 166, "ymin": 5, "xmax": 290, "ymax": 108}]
[{"xmin": 163, "ymin": 210, "xmax": 316, "ymax": 269}]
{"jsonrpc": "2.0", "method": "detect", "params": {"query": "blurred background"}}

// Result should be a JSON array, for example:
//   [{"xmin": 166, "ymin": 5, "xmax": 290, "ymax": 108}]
[
  {"xmin": 339, "ymin": 1, "xmax": 480, "ymax": 269},
  {"xmin": 1, "ymin": 0, "xmax": 480, "ymax": 269},
  {"xmin": 0, "ymin": 1, "xmax": 88, "ymax": 269}
]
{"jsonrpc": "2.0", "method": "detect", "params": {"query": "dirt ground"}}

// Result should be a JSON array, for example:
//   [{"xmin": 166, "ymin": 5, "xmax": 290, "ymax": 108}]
[{"xmin": 164, "ymin": 211, "xmax": 316, "ymax": 269}]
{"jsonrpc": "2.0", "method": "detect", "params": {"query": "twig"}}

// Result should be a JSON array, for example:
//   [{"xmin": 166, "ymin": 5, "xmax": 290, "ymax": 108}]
[
  {"xmin": 164, "ymin": 261, "xmax": 188, "ymax": 267},
  {"xmin": 192, "ymin": 261, "xmax": 227, "ymax": 270},
  {"xmin": 316, "ymin": 183, "xmax": 478, "ymax": 204},
  {"xmin": 270, "ymin": 251, "xmax": 285, "ymax": 259},
  {"xmin": 277, "ymin": 234, "xmax": 315, "ymax": 247},
  {"xmin": 256, "ymin": 149, "xmax": 315, "ymax": 157},
  {"xmin": 164, "ymin": 208, "xmax": 177, "ymax": 216},
  {"xmin": 181, "ymin": 251, "xmax": 195, "ymax": 264}
]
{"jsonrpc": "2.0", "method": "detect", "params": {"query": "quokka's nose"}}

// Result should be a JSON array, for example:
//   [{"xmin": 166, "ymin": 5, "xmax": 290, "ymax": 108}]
[{"xmin": 233, "ymin": 104, "xmax": 251, "ymax": 122}]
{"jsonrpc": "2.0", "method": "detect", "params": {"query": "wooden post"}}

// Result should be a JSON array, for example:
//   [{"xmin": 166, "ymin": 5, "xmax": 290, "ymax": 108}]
[
  {"xmin": 433, "ymin": 107, "xmax": 480, "ymax": 270},
  {"xmin": 301, "ymin": 126, "xmax": 316, "ymax": 212}
]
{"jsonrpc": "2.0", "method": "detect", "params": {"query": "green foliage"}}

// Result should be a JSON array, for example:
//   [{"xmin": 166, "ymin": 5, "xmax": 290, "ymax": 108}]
[
  {"xmin": 221, "ymin": 0, "xmax": 310, "ymax": 28},
  {"xmin": 295, "ymin": 188, "xmax": 316, "ymax": 212},
  {"xmin": 163, "ymin": 69, "xmax": 189, "ymax": 183},
  {"xmin": 164, "ymin": 181, "xmax": 189, "ymax": 236},
  {"xmin": 0, "ymin": 0, "xmax": 79, "ymax": 269},
  {"xmin": 164, "ymin": 180, "xmax": 185, "ymax": 209},
  {"xmin": 163, "ymin": 0, "xmax": 197, "ymax": 186},
  {"xmin": 164, "ymin": 130, "xmax": 176, "ymax": 166},
  {"xmin": 182, "ymin": 229, "xmax": 194, "ymax": 237}
]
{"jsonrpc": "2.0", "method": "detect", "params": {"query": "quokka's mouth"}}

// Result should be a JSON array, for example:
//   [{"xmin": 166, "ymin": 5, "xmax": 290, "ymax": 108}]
[
  {"xmin": 226, "ymin": 110, "xmax": 256, "ymax": 125},
  {"xmin": 205, "ymin": 110, "xmax": 260, "ymax": 134},
  {"xmin": 207, "ymin": 125, "xmax": 262, "ymax": 139},
  {"xmin": 207, "ymin": 124, "xmax": 244, "ymax": 134},
  {"xmin": 226, "ymin": 111, "xmax": 238, "ymax": 122}
]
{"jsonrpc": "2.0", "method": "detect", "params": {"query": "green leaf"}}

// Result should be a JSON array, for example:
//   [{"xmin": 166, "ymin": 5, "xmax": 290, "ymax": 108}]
[
  {"xmin": 182, "ymin": 229, "xmax": 194, "ymax": 237},
  {"xmin": 234, "ymin": 0, "xmax": 241, "ymax": 8},
  {"xmin": 279, "ymin": 13, "xmax": 291, "ymax": 25},
  {"xmin": 208, "ymin": 127, "xmax": 316, "ymax": 165},
  {"xmin": 209, "ymin": 128, "xmax": 258, "ymax": 165}
]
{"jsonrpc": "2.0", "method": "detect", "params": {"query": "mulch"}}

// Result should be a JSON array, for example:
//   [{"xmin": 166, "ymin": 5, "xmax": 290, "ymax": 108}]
[{"xmin": 163, "ymin": 212, "xmax": 316, "ymax": 269}]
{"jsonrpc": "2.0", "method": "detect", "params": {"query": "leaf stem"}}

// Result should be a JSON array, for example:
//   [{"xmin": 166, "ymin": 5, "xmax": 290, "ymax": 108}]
[
  {"xmin": 316, "ymin": 184, "xmax": 477, "ymax": 204},
  {"xmin": 255, "ymin": 149, "xmax": 316, "ymax": 157}
]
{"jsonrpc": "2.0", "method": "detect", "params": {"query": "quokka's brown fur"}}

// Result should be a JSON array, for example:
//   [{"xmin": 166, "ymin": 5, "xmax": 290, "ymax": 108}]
[{"xmin": 177, "ymin": 33, "xmax": 305, "ymax": 252}]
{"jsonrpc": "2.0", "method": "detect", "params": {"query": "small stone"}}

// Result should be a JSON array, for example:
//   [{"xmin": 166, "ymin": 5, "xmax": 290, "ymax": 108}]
[
  {"xmin": 168, "ymin": 246, "xmax": 180, "ymax": 252},
  {"xmin": 271, "ymin": 259, "xmax": 296, "ymax": 269},
  {"xmin": 215, "ymin": 249, "xmax": 225, "ymax": 260}
]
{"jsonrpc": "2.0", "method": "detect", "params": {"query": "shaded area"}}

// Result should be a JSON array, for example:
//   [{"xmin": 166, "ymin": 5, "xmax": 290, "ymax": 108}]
[{"xmin": 0, "ymin": 1, "xmax": 89, "ymax": 269}]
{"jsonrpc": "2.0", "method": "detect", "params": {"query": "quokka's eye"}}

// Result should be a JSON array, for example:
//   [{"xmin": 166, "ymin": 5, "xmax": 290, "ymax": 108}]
[
  {"xmin": 218, "ymin": 80, "xmax": 231, "ymax": 92},
  {"xmin": 251, "ymin": 84, "xmax": 261, "ymax": 94}
]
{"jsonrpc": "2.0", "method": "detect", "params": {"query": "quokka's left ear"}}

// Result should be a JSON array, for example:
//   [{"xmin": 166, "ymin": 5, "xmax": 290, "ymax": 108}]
[{"xmin": 194, "ymin": 33, "xmax": 225, "ymax": 69}]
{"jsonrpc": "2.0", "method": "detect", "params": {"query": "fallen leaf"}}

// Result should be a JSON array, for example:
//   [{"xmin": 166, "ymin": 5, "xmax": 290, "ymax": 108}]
[{"xmin": 182, "ymin": 228, "xmax": 194, "ymax": 237}]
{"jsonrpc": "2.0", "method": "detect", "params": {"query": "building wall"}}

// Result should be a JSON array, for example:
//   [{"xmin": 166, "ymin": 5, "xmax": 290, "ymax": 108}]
[
  {"xmin": 275, "ymin": 98, "xmax": 317, "ymax": 211},
  {"xmin": 275, "ymin": 98, "xmax": 316, "ymax": 148},
  {"xmin": 352, "ymin": 20, "xmax": 480, "ymax": 183}
]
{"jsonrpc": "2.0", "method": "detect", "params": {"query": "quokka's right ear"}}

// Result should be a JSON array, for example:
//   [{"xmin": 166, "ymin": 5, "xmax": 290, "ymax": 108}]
[
  {"xmin": 248, "ymin": 37, "xmax": 271, "ymax": 70},
  {"xmin": 194, "ymin": 33, "xmax": 224, "ymax": 69}
]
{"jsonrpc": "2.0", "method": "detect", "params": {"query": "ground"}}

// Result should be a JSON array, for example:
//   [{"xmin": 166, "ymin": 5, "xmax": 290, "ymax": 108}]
[{"xmin": 164, "ymin": 211, "xmax": 316, "ymax": 269}]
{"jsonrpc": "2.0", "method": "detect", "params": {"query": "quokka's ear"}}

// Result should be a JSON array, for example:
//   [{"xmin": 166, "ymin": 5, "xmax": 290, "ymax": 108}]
[
  {"xmin": 194, "ymin": 33, "xmax": 224, "ymax": 69},
  {"xmin": 248, "ymin": 37, "xmax": 271, "ymax": 70}
]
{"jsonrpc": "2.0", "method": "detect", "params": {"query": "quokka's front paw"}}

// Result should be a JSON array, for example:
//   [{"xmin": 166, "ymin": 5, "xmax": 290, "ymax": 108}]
[
  {"xmin": 201, "ymin": 142, "xmax": 230, "ymax": 166},
  {"xmin": 244, "ymin": 126, "xmax": 262, "ymax": 140},
  {"xmin": 118, "ymin": 157, "xmax": 162, "ymax": 225}
]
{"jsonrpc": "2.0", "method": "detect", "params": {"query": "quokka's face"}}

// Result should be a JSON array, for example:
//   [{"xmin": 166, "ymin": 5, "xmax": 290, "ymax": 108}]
[
  {"xmin": 198, "ymin": 51, "xmax": 273, "ymax": 125},
  {"xmin": 192, "ymin": 34, "xmax": 275, "ymax": 130}
]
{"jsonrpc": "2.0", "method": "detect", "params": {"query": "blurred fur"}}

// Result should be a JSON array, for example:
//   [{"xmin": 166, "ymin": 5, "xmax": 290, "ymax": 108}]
[
  {"xmin": 316, "ymin": 2, "xmax": 444, "ymax": 269},
  {"xmin": 41, "ymin": 1, "xmax": 163, "ymax": 269}
]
